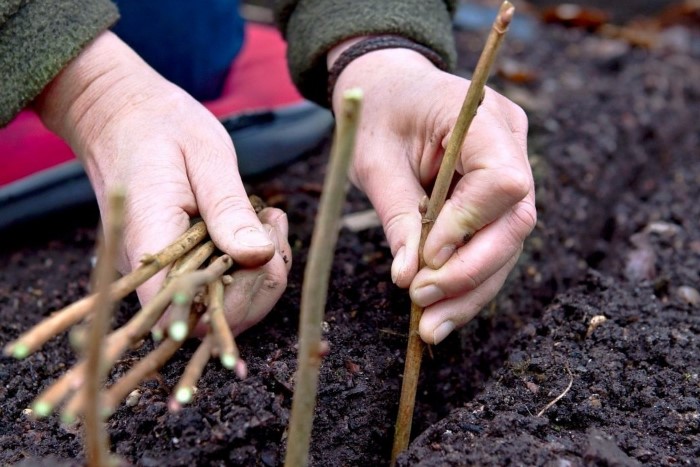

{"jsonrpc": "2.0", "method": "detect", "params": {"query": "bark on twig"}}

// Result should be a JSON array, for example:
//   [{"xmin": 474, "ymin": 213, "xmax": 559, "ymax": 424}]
[
  {"xmin": 5, "ymin": 221, "xmax": 208, "ymax": 358},
  {"xmin": 170, "ymin": 335, "xmax": 214, "ymax": 410},
  {"xmin": 208, "ymin": 278, "xmax": 246, "ymax": 378},
  {"xmin": 391, "ymin": 3, "xmax": 515, "ymax": 464},
  {"xmin": 102, "ymin": 310, "xmax": 204, "ymax": 414},
  {"xmin": 84, "ymin": 189, "xmax": 125, "ymax": 467},
  {"xmin": 167, "ymin": 255, "xmax": 234, "ymax": 342},
  {"xmin": 164, "ymin": 241, "xmax": 216, "ymax": 286},
  {"xmin": 284, "ymin": 89, "xmax": 363, "ymax": 467}
]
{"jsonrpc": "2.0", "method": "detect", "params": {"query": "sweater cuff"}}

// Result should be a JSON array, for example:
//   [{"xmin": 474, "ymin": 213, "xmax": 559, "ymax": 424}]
[
  {"xmin": 0, "ymin": 0, "xmax": 119, "ymax": 126},
  {"xmin": 277, "ymin": 0, "xmax": 456, "ymax": 107}
]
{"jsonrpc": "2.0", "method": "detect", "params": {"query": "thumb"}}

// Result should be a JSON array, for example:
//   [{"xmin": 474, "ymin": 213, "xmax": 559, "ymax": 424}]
[
  {"xmin": 186, "ymin": 142, "xmax": 274, "ymax": 267},
  {"xmin": 354, "ymin": 149, "xmax": 426, "ymax": 288}
]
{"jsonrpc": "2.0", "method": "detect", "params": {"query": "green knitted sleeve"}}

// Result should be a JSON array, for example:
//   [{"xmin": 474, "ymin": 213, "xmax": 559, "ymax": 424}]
[
  {"xmin": 275, "ymin": 0, "xmax": 457, "ymax": 106},
  {"xmin": 0, "ymin": 0, "xmax": 119, "ymax": 126}
]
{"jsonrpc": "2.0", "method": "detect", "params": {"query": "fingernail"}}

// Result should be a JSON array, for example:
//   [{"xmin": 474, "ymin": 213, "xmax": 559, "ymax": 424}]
[
  {"xmin": 263, "ymin": 224, "xmax": 280, "ymax": 251},
  {"xmin": 234, "ymin": 227, "xmax": 273, "ymax": 248},
  {"xmin": 433, "ymin": 321, "xmax": 455, "ymax": 345},
  {"xmin": 431, "ymin": 245, "xmax": 455, "ymax": 269},
  {"xmin": 391, "ymin": 246, "xmax": 406, "ymax": 284},
  {"xmin": 411, "ymin": 284, "xmax": 444, "ymax": 307}
]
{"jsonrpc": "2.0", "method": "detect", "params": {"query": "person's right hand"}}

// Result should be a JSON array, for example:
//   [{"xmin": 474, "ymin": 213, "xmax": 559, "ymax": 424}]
[
  {"xmin": 329, "ymin": 44, "xmax": 535, "ymax": 345},
  {"xmin": 34, "ymin": 31, "xmax": 291, "ymax": 335}
]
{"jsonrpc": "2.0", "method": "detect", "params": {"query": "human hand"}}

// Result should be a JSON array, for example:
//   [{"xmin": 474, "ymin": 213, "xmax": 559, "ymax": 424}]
[
  {"xmin": 329, "ymin": 44, "xmax": 536, "ymax": 345},
  {"xmin": 35, "ymin": 32, "xmax": 291, "ymax": 335}
]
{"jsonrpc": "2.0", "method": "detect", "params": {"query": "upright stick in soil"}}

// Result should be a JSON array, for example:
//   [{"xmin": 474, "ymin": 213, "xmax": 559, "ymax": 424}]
[
  {"xmin": 84, "ymin": 189, "xmax": 125, "ymax": 467},
  {"xmin": 391, "ymin": 2, "xmax": 515, "ymax": 464},
  {"xmin": 284, "ymin": 89, "xmax": 363, "ymax": 467}
]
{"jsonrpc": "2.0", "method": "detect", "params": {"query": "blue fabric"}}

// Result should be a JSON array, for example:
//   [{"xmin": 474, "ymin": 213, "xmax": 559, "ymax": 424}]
[{"xmin": 112, "ymin": 0, "xmax": 244, "ymax": 101}]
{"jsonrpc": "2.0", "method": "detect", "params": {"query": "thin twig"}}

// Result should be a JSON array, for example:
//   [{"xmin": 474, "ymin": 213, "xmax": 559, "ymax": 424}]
[
  {"xmin": 536, "ymin": 365, "xmax": 574, "ymax": 417},
  {"xmin": 391, "ymin": 2, "xmax": 515, "ymax": 464},
  {"xmin": 164, "ymin": 240, "xmax": 216, "ymax": 286},
  {"xmin": 84, "ymin": 189, "xmax": 125, "ymax": 467},
  {"xmin": 284, "ymin": 89, "xmax": 363, "ymax": 467},
  {"xmin": 167, "ymin": 255, "xmax": 234, "ymax": 342},
  {"xmin": 169, "ymin": 335, "xmax": 214, "ymax": 411},
  {"xmin": 207, "ymin": 278, "xmax": 246, "ymax": 378},
  {"xmin": 102, "ymin": 309, "xmax": 204, "ymax": 415},
  {"xmin": 5, "ymin": 221, "xmax": 208, "ymax": 358},
  {"xmin": 35, "ymin": 256, "xmax": 232, "ymax": 419},
  {"xmin": 31, "ymin": 359, "xmax": 79, "ymax": 418},
  {"xmin": 155, "ymin": 241, "xmax": 215, "ymax": 341}
]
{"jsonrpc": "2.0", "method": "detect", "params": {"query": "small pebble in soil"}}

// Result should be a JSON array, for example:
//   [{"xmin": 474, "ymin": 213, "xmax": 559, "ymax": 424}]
[
  {"xmin": 587, "ymin": 394, "xmax": 602, "ymax": 409},
  {"xmin": 676, "ymin": 285, "xmax": 700, "ymax": 306},
  {"xmin": 523, "ymin": 381, "xmax": 538, "ymax": 395},
  {"xmin": 126, "ymin": 389, "xmax": 141, "ymax": 407},
  {"xmin": 585, "ymin": 315, "xmax": 607, "ymax": 338}
]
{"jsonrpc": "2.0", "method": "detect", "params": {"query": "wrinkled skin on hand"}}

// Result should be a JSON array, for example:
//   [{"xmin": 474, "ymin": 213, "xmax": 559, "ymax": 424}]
[
  {"xmin": 35, "ymin": 32, "xmax": 291, "ymax": 335},
  {"xmin": 330, "ymin": 45, "xmax": 536, "ymax": 345}
]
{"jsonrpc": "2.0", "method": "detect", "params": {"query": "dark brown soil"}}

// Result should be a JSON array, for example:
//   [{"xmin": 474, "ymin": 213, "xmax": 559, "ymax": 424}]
[{"xmin": 2, "ymin": 7, "xmax": 699, "ymax": 467}]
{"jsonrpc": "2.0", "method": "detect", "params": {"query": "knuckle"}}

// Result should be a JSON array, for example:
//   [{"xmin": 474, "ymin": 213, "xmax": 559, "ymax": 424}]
[
  {"xmin": 265, "ymin": 256, "xmax": 290, "ymax": 289},
  {"xmin": 507, "ymin": 200, "xmax": 537, "ymax": 241},
  {"xmin": 382, "ymin": 199, "xmax": 421, "ymax": 242},
  {"xmin": 209, "ymin": 194, "xmax": 255, "ymax": 222},
  {"xmin": 350, "ymin": 150, "xmax": 376, "ymax": 190},
  {"xmin": 453, "ymin": 250, "xmax": 482, "ymax": 291},
  {"xmin": 446, "ymin": 198, "xmax": 481, "ymax": 233},
  {"xmin": 495, "ymin": 167, "xmax": 531, "ymax": 203},
  {"xmin": 508, "ymin": 104, "xmax": 529, "ymax": 134}
]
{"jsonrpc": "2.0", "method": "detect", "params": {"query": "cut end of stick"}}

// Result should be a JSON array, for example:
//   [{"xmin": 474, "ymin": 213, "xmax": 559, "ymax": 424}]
[
  {"xmin": 172, "ymin": 292, "xmax": 189, "ymax": 306},
  {"xmin": 168, "ymin": 398, "xmax": 182, "ymax": 413},
  {"xmin": 235, "ymin": 360, "xmax": 248, "ymax": 380},
  {"xmin": 32, "ymin": 401, "xmax": 53, "ymax": 418},
  {"xmin": 151, "ymin": 327, "xmax": 164, "ymax": 342},
  {"xmin": 497, "ymin": 1, "xmax": 515, "ymax": 31},
  {"xmin": 220, "ymin": 353, "xmax": 237, "ymax": 370},
  {"xmin": 68, "ymin": 326, "xmax": 87, "ymax": 351},
  {"xmin": 102, "ymin": 406, "xmax": 114, "ymax": 419},
  {"xmin": 343, "ymin": 87, "xmax": 363, "ymax": 101},
  {"xmin": 169, "ymin": 322, "xmax": 189, "ymax": 342},
  {"xmin": 61, "ymin": 410, "xmax": 77, "ymax": 426},
  {"xmin": 11, "ymin": 343, "xmax": 29, "ymax": 359},
  {"xmin": 175, "ymin": 387, "xmax": 193, "ymax": 404}
]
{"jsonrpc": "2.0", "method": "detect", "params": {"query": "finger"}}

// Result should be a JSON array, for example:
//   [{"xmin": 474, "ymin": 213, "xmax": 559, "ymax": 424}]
[
  {"xmin": 257, "ymin": 207, "xmax": 292, "ymax": 273},
  {"xmin": 229, "ymin": 253, "xmax": 288, "ymax": 336},
  {"xmin": 418, "ymin": 251, "xmax": 520, "ymax": 345},
  {"xmin": 353, "ymin": 139, "xmax": 426, "ymax": 288},
  {"xmin": 424, "ymin": 165, "xmax": 530, "ymax": 269},
  {"xmin": 423, "ymin": 107, "xmax": 531, "ymax": 269},
  {"xmin": 225, "ymin": 223, "xmax": 290, "ymax": 336},
  {"xmin": 185, "ymin": 137, "xmax": 274, "ymax": 267},
  {"xmin": 410, "ymin": 198, "xmax": 534, "ymax": 307}
]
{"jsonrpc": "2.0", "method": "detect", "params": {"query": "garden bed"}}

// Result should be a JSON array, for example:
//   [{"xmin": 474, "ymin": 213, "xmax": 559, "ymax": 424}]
[{"xmin": 1, "ymin": 8, "xmax": 699, "ymax": 466}]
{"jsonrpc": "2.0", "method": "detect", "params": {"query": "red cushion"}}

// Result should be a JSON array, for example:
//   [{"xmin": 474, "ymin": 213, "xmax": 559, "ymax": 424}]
[{"xmin": 0, "ymin": 24, "xmax": 302, "ymax": 186}]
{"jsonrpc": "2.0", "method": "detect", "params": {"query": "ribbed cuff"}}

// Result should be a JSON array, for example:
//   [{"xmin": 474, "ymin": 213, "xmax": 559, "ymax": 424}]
[
  {"xmin": 0, "ymin": 0, "xmax": 119, "ymax": 126},
  {"xmin": 278, "ymin": 0, "xmax": 456, "ymax": 107}
]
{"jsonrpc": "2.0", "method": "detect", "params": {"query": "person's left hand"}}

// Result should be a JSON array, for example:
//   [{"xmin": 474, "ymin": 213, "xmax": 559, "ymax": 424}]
[
  {"xmin": 34, "ymin": 31, "xmax": 291, "ymax": 337},
  {"xmin": 329, "ymin": 43, "xmax": 536, "ymax": 345}
]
